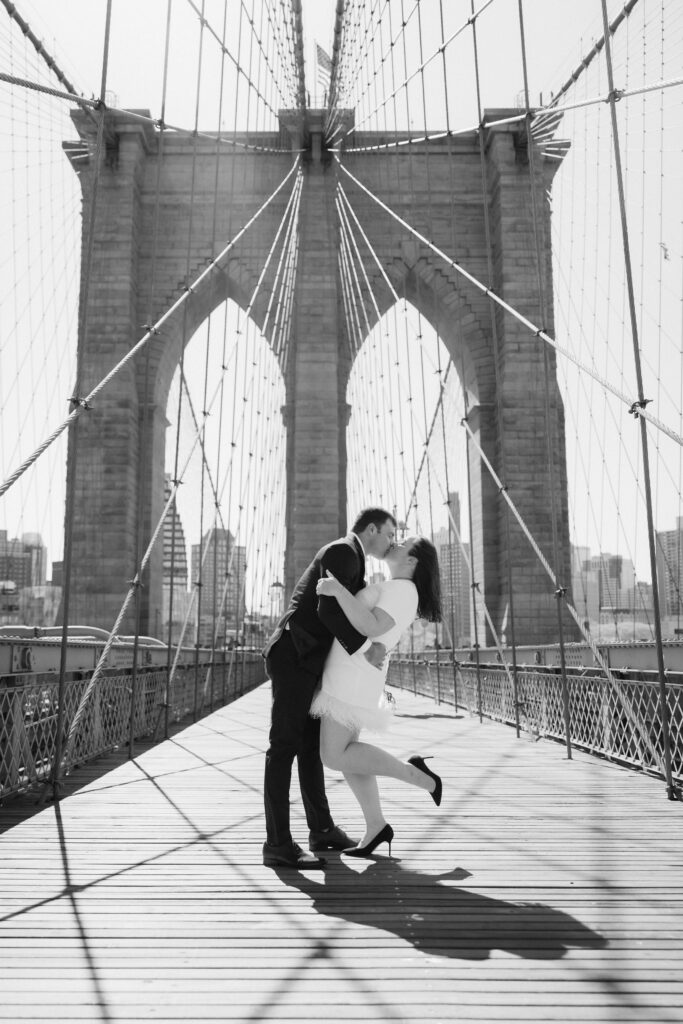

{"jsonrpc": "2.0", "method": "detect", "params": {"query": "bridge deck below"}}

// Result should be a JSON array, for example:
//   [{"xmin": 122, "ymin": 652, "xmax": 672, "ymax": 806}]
[{"xmin": 1, "ymin": 683, "xmax": 682, "ymax": 1022}]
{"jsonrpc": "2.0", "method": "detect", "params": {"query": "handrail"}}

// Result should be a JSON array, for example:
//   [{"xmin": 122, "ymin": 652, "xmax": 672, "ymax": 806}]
[
  {"xmin": 0, "ymin": 653, "xmax": 265, "ymax": 800},
  {"xmin": 387, "ymin": 656, "xmax": 682, "ymax": 792}
]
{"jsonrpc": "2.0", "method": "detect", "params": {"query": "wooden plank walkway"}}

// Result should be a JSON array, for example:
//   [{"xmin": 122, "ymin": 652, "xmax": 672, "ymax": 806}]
[{"xmin": 1, "ymin": 681, "xmax": 682, "ymax": 1023}]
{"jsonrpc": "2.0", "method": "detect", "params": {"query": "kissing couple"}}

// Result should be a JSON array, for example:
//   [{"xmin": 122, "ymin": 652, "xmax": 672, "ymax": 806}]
[{"xmin": 262, "ymin": 507, "xmax": 443, "ymax": 869}]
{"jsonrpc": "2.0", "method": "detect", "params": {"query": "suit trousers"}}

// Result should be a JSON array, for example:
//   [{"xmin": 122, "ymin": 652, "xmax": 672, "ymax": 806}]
[{"xmin": 263, "ymin": 631, "xmax": 334, "ymax": 846}]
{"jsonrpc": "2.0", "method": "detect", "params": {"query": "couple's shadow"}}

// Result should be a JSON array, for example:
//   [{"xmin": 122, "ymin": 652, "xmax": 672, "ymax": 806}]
[{"xmin": 276, "ymin": 857, "xmax": 606, "ymax": 961}]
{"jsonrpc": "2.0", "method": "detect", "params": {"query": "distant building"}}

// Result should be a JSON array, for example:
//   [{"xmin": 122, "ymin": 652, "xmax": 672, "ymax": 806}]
[
  {"xmin": 18, "ymin": 585, "xmax": 62, "ymax": 627},
  {"xmin": 191, "ymin": 527, "xmax": 246, "ymax": 648},
  {"xmin": 21, "ymin": 532, "xmax": 47, "ymax": 586},
  {"xmin": 0, "ymin": 579, "xmax": 20, "ymax": 625},
  {"xmin": 571, "ymin": 546, "xmax": 600, "ymax": 625},
  {"xmin": 0, "ymin": 530, "xmax": 47, "ymax": 590},
  {"xmin": 161, "ymin": 476, "xmax": 192, "ymax": 645},
  {"xmin": 656, "ymin": 517, "xmax": 683, "ymax": 626},
  {"xmin": 432, "ymin": 492, "xmax": 471, "ymax": 648},
  {"xmin": 571, "ymin": 544, "xmax": 653, "ymax": 638}
]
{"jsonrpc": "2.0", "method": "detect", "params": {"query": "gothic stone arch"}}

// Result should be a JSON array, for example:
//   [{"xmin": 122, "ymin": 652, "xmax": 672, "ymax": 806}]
[
  {"xmin": 339, "ymin": 117, "xmax": 573, "ymax": 644},
  {"xmin": 65, "ymin": 106, "xmax": 572, "ymax": 643}
]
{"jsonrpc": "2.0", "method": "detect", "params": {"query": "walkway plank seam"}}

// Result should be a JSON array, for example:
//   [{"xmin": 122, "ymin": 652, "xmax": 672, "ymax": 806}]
[{"xmin": 1, "ymin": 681, "xmax": 682, "ymax": 1023}]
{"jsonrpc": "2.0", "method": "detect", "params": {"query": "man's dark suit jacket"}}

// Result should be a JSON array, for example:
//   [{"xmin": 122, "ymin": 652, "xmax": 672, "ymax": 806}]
[{"xmin": 263, "ymin": 534, "xmax": 367, "ymax": 678}]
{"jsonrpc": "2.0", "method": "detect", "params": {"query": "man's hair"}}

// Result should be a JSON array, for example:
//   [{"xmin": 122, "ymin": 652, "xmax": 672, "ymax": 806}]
[{"xmin": 352, "ymin": 507, "xmax": 396, "ymax": 533}]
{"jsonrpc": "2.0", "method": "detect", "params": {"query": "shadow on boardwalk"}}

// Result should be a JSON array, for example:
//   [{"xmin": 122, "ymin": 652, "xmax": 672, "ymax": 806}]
[{"xmin": 277, "ymin": 857, "xmax": 607, "ymax": 961}]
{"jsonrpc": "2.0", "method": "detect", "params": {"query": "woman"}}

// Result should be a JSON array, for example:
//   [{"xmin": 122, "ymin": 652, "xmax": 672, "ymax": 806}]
[{"xmin": 311, "ymin": 535, "xmax": 443, "ymax": 857}]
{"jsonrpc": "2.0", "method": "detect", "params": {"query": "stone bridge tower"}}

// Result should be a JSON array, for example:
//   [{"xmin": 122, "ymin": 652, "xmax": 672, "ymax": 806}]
[{"xmin": 65, "ymin": 104, "xmax": 572, "ymax": 645}]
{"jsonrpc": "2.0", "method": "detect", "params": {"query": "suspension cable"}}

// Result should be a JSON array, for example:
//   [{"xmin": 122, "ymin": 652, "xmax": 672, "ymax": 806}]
[
  {"xmin": 335, "ymin": 156, "xmax": 683, "ymax": 447},
  {"xmin": 517, "ymin": 0, "xmax": 572, "ymax": 757},
  {"xmin": 0, "ymin": 157, "xmax": 300, "ymax": 502},
  {"xmin": 598, "ymin": 0, "xmax": 676, "ymax": 798},
  {"xmin": 469, "ymin": 0, "xmax": 520, "ymax": 732},
  {"xmin": 50, "ymin": 0, "xmax": 114, "ymax": 800},
  {"xmin": 327, "ymin": 0, "xmax": 497, "ymax": 145},
  {"xmin": 0, "ymin": 0, "xmax": 96, "ymax": 124},
  {"xmin": 62, "ymin": 171, "xmax": 299, "ymax": 763},
  {"xmin": 461, "ymin": 414, "xmax": 665, "ymax": 773}
]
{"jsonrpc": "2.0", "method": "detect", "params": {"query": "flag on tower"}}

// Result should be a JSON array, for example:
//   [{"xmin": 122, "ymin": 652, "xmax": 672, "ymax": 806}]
[{"xmin": 316, "ymin": 43, "xmax": 332, "ymax": 96}]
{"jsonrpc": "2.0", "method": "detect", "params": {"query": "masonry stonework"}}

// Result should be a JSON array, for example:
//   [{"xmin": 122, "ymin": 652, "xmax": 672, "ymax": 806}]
[{"xmin": 65, "ymin": 106, "xmax": 573, "ymax": 644}]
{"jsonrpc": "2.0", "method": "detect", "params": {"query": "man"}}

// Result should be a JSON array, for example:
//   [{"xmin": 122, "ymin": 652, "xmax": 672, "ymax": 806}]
[{"xmin": 262, "ymin": 507, "xmax": 397, "ymax": 869}]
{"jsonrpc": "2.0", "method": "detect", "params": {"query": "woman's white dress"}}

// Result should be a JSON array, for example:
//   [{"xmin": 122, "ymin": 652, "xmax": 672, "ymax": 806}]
[{"xmin": 310, "ymin": 579, "xmax": 418, "ymax": 733}]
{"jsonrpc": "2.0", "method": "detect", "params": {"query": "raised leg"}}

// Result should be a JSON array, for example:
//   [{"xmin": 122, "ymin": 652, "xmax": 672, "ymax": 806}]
[{"xmin": 319, "ymin": 717, "xmax": 434, "ymax": 793}]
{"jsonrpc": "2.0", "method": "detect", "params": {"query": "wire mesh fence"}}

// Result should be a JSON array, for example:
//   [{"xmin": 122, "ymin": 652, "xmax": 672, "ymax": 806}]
[
  {"xmin": 0, "ymin": 651, "xmax": 265, "ymax": 799},
  {"xmin": 388, "ymin": 655, "xmax": 683, "ymax": 785}
]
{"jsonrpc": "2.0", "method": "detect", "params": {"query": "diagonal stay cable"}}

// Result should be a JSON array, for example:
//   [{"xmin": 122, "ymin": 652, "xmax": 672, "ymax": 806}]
[
  {"xmin": 532, "ymin": 71, "xmax": 683, "ymax": 124},
  {"xmin": 336, "ymin": 191, "xmax": 428, "ymax": 503},
  {"xmin": 337, "ymin": 180, "xmax": 514, "ymax": 686},
  {"xmin": 153, "ymin": 170, "xmax": 302, "ymax": 692},
  {"xmin": 336, "ymin": 183, "xmax": 439, "ymax": 372},
  {"xmin": 0, "ymin": 0, "xmax": 97, "ymax": 125},
  {"xmin": 334, "ymin": 156, "xmax": 683, "ymax": 448},
  {"xmin": 344, "ymin": 75, "xmax": 683, "ymax": 155},
  {"xmin": 0, "ymin": 156, "xmax": 300, "ymax": 503},
  {"xmin": 60, "ymin": 167, "xmax": 301, "ymax": 762},
  {"xmin": 0, "ymin": 73, "xmax": 298, "ymax": 154},
  {"xmin": 543, "ymin": 0, "xmax": 642, "ymax": 112},
  {"xmin": 327, "ymin": 0, "xmax": 497, "ymax": 145},
  {"xmin": 151, "ymin": 169, "xmax": 302, "ymax": 679},
  {"xmin": 460, "ymin": 415, "xmax": 664, "ymax": 773},
  {"xmin": 340, "ymin": 166, "xmax": 659, "ymax": 759}
]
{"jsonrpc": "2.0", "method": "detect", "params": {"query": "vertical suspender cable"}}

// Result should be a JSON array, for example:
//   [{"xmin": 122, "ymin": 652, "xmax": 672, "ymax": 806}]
[
  {"xmin": 209, "ymin": 0, "xmax": 230, "ymax": 712},
  {"xmin": 461, "ymin": 373, "xmax": 483, "ymax": 721},
  {"xmin": 189, "ymin": 2, "xmax": 208, "ymax": 723},
  {"xmin": 130, "ymin": 0, "xmax": 175, "ymax": 756},
  {"xmin": 598, "ymin": 0, "xmax": 677, "ymax": 799},
  {"xmin": 50, "ymin": 0, "xmax": 113, "ymax": 800},
  {"xmin": 470, "ymin": 0, "xmax": 520, "ymax": 735},
  {"xmin": 517, "ymin": 0, "xmax": 572, "ymax": 757}
]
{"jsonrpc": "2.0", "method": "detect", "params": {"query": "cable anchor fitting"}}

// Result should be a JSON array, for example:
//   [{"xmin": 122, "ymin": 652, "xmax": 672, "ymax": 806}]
[
  {"xmin": 629, "ymin": 398, "xmax": 651, "ymax": 418},
  {"xmin": 142, "ymin": 323, "xmax": 160, "ymax": 335},
  {"xmin": 606, "ymin": 87, "xmax": 624, "ymax": 103},
  {"xmin": 555, "ymin": 586, "xmax": 567, "ymax": 599},
  {"xmin": 69, "ymin": 396, "xmax": 92, "ymax": 411}
]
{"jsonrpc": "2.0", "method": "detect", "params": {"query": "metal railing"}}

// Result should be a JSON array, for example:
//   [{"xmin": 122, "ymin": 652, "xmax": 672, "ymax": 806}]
[
  {"xmin": 0, "ymin": 650, "xmax": 266, "ymax": 799},
  {"xmin": 388, "ymin": 654, "xmax": 683, "ymax": 786}
]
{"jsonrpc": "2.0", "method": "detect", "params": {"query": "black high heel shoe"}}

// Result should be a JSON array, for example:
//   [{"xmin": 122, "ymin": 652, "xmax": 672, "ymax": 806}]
[
  {"xmin": 342, "ymin": 823, "xmax": 394, "ymax": 858},
  {"xmin": 408, "ymin": 755, "xmax": 442, "ymax": 807}
]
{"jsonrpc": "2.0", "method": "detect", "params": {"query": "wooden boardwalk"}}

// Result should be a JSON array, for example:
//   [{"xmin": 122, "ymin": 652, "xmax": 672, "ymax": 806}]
[{"xmin": 1, "ymin": 681, "xmax": 682, "ymax": 1023}]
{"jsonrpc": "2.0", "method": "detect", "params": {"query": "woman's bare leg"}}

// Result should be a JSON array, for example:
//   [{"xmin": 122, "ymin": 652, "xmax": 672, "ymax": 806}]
[
  {"xmin": 320, "ymin": 717, "xmax": 435, "ymax": 793},
  {"xmin": 342, "ymin": 771, "xmax": 386, "ymax": 846}
]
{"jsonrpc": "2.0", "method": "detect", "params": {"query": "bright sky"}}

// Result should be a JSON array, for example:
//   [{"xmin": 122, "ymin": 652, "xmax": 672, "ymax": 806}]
[
  {"xmin": 16, "ymin": 0, "xmax": 613, "ymax": 126},
  {"xmin": 3, "ymin": 0, "xmax": 681, "ymax": 603}
]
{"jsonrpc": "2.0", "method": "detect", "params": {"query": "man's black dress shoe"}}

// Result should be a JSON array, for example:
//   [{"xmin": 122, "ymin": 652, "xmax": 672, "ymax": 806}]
[
  {"xmin": 262, "ymin": 841, "xmax": 326, "ymax": 869},
  {"xmin": 309, "ymin": 825, "xmax": 356, "ymax": 852}
]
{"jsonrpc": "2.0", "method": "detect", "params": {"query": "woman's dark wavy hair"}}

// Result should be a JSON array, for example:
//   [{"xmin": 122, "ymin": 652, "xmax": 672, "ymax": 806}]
[{"xmin": 409, "ymin": 538, "xmax": 442, "ymax": 623}]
